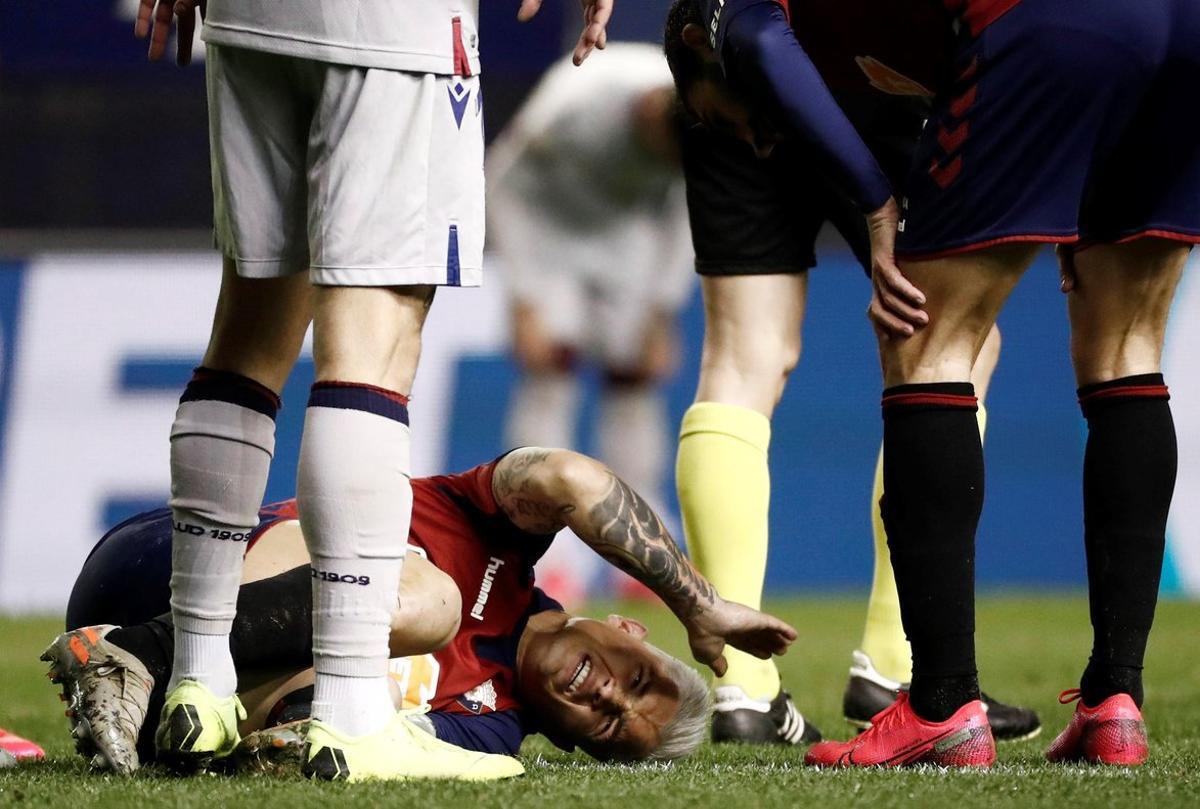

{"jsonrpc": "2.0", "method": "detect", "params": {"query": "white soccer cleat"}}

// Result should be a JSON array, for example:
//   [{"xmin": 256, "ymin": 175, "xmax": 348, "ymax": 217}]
[{"xmin": 40, "ymin": 625, "xmax": 154, "ymax": 775}]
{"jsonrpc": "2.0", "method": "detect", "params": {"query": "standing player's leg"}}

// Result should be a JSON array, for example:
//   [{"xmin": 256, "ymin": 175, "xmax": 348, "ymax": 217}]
[
  {"xmin": 1045, "ymin": 239, "xmax": 1187, "ymax": 765},
  {"xmin": 292, "ymin": 64, "xmax": 519, "ymax": 782},
  {"xmin": 298, "ymin": 283, "xmax": 430, "ymax": 740},
  {"xmin": 155, "ymin": 42, "xmax": 318, "ymax": 769},
  {"xmin": 677, "ymin": 272, "xmax": 817, "ymax": 741},
  {"xmin": 166, "ymin": 263, "xmax": 312, "ymax": 695},
  {"xmin": 807, "ymin": 245, "xmax": 1036, "ymax": 769},
  {"xmin": 856, "ymin": 324, "xmax": 997, "ymax": 689},
  {"xmin": 846, "ymin": 321, "xmax": 1041, "ymax": 739}
]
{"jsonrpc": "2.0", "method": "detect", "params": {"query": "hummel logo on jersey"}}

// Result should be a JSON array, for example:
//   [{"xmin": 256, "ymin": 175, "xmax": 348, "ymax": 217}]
[{"xmin": 469, "ymin": 556, "xmax": 505, "ymax": 621}]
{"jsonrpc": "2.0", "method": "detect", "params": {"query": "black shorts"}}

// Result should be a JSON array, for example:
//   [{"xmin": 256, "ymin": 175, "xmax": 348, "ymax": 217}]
[{"xmin": 680, "ymin": 94, "xmax": 926, "ymax": 276}]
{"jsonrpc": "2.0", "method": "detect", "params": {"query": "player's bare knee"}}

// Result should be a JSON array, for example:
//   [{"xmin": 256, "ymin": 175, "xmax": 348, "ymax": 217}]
[
  {"xmin": 392, "ymin": 563, "xmax": 462, "ymax": 655},
  {"xmin": 1067, "ymin": 239, "xmax": 1187, "ymax": 384}
]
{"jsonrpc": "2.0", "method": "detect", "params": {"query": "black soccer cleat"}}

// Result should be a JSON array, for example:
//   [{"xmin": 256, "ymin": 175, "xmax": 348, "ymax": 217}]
[
  {"xmin": 711, "ymin": 686, "xmax": 822, "ymax": 745},
  {"xmin": 842, "ymin": 650, "xmax": 1042, "ymax": 741}
]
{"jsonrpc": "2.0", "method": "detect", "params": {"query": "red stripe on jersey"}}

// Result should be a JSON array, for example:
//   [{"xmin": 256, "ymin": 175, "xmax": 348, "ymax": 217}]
[
  {"xmin": 929, "ymin": 154, "xmax": 964, "ymax": 188},
  {"xmin": 897, "ymin": 233, "xmax": 1079, "ymax": 261},
  {"xmin": 943, "ymin": 0, "xmax": 1023, "ymax": 37},
  {"xmin": 1079, "ymin": 385, "xmax": 1170, "ymax": 405},
  {"xmin": 949, "ymin": 85, "xmax": 978, "ymax": 119},
  {"xmin": 937, "ymin": 121, "xmax": 970, "ymax": 154},
  {"xmin": 882, "ymin": 392, "xmax": 978, "ymax": 409},
  {"xmin": 958, "ymin": 56, "xmax": 980, "ymax": 84},
  {"xmin": 1114, "ymin": 228, "xmax": 1200, "ymax": 245},
  {"xmin": 452, "ymin": 17, "xmax": 473, "ymax": 77}
]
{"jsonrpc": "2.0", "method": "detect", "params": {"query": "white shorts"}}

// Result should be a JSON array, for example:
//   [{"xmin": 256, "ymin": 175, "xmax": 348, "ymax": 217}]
[
  {"xmin": 206, "ymin": 44, "xmax": 484, "ymax": 287},
  {"xmin": 491, "ymin": 213, "xmax": 664, "ymax": 368}
]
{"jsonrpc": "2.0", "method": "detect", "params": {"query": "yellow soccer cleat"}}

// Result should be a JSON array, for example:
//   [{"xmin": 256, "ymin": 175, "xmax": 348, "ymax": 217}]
[
  {"xmin": 155, "ymin": 680, "xmax": 246, "ymax": 772},
  {"xmin": 302, "ymin": 712, "xmax": 525, "ymax": 782}
]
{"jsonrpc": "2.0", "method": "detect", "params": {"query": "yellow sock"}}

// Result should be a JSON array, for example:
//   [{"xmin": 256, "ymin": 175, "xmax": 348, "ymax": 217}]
[
  {"xmin": 860, "ymin": 405, "xmax": 988, "ymax": 684},
  {"xmin": 677, "ymin": 402, "xmax": 780, "ymax": 701}
]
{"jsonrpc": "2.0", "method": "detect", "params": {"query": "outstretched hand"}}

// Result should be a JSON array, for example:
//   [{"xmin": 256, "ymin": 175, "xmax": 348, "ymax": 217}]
[
  {"xmin": 684, "ymin": 598, "xmax": 797, "ymax": 677},
  {"xmin": 867, "ymin": 197, "xmax": 928, "ymax": 339},
  {"xmin": 135, "ymin": 0, "xmax": 205, "ymax": 65},
  {"xmin": 518, "ymin": 0, "xmax": 613, "ymax": 65}
]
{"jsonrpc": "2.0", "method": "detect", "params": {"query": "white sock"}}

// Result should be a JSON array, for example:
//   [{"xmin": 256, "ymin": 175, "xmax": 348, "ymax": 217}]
[
  {"xmin": 169, "ymin": 397, "xmax": 276, "ymax": 697},
  {"xmin": 298, "ymin": 389, "xmax": 411, "ymax": 738}
]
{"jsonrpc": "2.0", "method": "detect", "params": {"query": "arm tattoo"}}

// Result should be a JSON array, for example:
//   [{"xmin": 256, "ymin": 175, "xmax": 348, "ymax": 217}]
[
  {"xmin": 492, "ymin": 448, "xmax": 576, "ymax": 535},
  {"xmin": 580, "ymin": 474, "xmax": 716, "ymax": 619}
]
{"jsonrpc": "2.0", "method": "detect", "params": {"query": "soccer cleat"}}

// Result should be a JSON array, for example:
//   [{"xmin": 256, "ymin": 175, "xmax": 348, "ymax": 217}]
[
  {"xmin": 0, "ymin": 727, "xmax": 44, "ymax": 762},
  {"xmin": 40, "ymin": 625, "xmax": 153, "ymax": 775},
  {"xmin": 155, "ymin": 679, "xmax": 246, "ymax": 772},
  {"xmin": 843, "ymin": 650, "xmax": 1041, "ymax": 741},
  {"xmin": 302, "ymin": 712, "xmax": 525, "ymax": 782},
  {"xmin": 711, "ymin": 686, "xmax": 822, "ymax": 745},
  {"xmin": 806, "ymin": 692, "xmax": 995, "ymax": 768},
  {"xmin": 0, "ymin": 728, "xmax": 45, "ymax": 761},
  {"xmin": 227, "ymin": 720, "xmax": 308, "ymax": 776},
  {"xmin": 1045, "ymin": 689, "xmax": 1148, "ymax": 766}
]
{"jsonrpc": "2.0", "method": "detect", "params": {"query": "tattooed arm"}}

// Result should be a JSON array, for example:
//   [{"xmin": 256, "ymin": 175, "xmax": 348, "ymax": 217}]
[{"xmin": 492, "ymin": 447, "xmax": 796, "ymax": 672}]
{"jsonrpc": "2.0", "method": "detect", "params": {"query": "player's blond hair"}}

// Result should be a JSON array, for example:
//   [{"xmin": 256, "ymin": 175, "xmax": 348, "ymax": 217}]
[{"xmin": 645, "ymin": 645, "xmax": 712, "ymax": 761}]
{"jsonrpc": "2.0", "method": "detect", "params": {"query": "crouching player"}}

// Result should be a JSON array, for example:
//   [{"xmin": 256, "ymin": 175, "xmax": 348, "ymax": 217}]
[{"xmin": 42, "ymin": 448, "xmax": 795, "ymax": 778}]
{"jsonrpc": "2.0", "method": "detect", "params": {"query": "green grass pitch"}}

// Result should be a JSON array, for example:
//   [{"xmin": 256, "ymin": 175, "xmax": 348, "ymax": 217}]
[{"xmin": 2, "ymin": 596, "xmax": 1198, "ymax": 808}]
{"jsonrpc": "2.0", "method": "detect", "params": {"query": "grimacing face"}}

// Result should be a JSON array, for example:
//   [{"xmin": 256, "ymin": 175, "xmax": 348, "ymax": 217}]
[{"xmin": 516, "ymin": 614, "xmax": 682, "ymax": 761}]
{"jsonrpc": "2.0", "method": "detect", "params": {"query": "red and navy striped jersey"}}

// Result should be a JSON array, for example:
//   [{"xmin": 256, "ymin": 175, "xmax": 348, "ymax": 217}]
[{"xmin": 253, "ymin": 460, "xmax": 560, "ymax": 724}]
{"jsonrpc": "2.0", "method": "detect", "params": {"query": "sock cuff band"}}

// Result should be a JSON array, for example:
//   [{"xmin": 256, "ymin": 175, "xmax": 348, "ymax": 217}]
[
  {"xmin": 181, "ymin": 366, "xmax": 281, "ymax": 419},
  {"xmin": 882, "ymin": 383, "xmax": 978, "ymax": 414},
  {"xmin": 308, "ymin": 381, "xmax": 410, "ymax": 425},
  {"xmin": 1078, "ymin": 374, "xmax": 1169, "ymax": 416},
  {"xmin": 679, "ymin": 401, "xmax": 770, "ymax": 451}
]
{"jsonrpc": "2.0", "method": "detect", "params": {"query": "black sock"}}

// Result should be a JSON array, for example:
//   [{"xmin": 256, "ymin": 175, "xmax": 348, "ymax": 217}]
[
  {"xmin": 107, "ymin": 618, "xmax": 174, "ymax": 687},
  {"xmin": 106, "ymin": 619, "xmax": 174, "ymax": 762},
  {"xmin": 881, "ymin": 382, "xmax": 983, "ymax": 721},
  {"xmin": 1077, "ymin": 374, "xmax": 1175, "ymax": 708},
  {"xmin": 228, "ymin": 564, "xmax": 315, "ymax": 671},
  {"xmin": 105, "ymin": 564, "xmax": 314, "ymax": 760}
]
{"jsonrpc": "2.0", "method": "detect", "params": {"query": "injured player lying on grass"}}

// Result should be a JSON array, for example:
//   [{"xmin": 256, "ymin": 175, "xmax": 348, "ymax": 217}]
[{"xmin": 43, "ymin": 447, "xmax": 797, "ymax": 776}]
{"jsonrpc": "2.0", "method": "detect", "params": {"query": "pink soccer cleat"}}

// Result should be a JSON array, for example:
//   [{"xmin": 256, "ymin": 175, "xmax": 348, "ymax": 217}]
[
  {"xmin": 1045, "ymin": 689, "xmax": 1148, "ymax": 766},
  {"xmin": 805, "ymin": 692, "xmax": 995, "ymax": 768},
  {"xmin": 0, "ymin": 727, "xmax": 45, "ymax": 761}
]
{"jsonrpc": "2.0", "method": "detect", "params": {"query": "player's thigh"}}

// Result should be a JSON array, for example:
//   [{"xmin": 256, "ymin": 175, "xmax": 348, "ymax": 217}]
[
  {"xmin": 306, "ymin": 69, "xmax": 484, "ymax": 289},
  {"xmin": 1067, "ymin": 240, "xmax": 1189, "ymax": 386},
  {"xmin": 695, "ymin": 273, "xmax": 809, "ymax": 414},
  {"xmin": 206, "ymin": 45, "xmax": 312, "ymax": 280},
  {"xmin": 202, "ymin": 258, "xmax": 313, "ymax": 393},
  {"xmin": 392, "ymin": 553, "xmax": 462, "ymax": 656},
  {"xmin": 882, "ymin": 245, "xmax": 1036, "ymax": 387},
  {"xmin": 681, "ymin": 128, "xmax": 816, "ymax": 411}
]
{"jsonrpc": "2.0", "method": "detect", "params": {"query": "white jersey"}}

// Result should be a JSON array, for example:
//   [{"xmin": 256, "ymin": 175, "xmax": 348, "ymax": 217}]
[
  {"xmin": 203, "ymin": 0, "xmax": 481, "ymax": 75},
  {"xmin": 487, "ymin": 44, "xmax": 693, "ymax": 313}
]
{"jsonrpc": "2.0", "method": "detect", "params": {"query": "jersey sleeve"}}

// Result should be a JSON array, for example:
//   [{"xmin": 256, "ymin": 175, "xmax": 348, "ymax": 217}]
[
  {"xmin": 427, "ymin": 709, "xmax": 527, "ymax": 755},
  {"xmin": 721, "ymin": 1, "xmax": 893, "ymax": 213}
]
